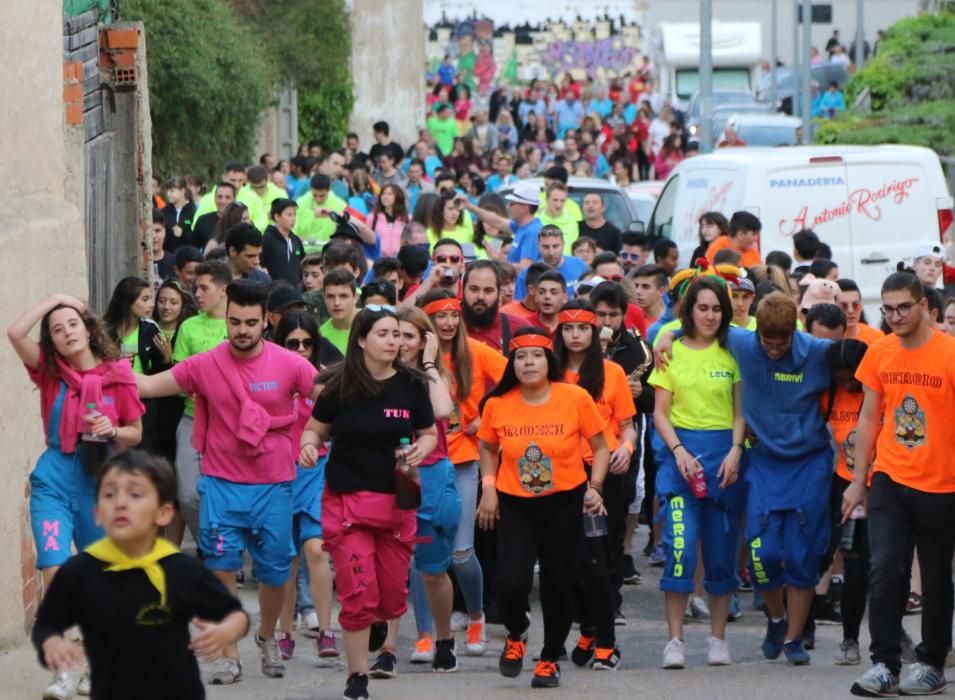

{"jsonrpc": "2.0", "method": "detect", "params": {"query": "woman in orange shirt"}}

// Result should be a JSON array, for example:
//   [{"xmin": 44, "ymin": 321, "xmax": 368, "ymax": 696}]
[
  {"xmin": 836, "ymin": 279, "xmax": 884, "ymax": 345},
  {"xmin": 823, "ymin": 339, "xmax": 871, "ymax": 667},
  {"xmin": 476, "ymin": 327, "xmax": 610, "ymax": 689},
  {"xmin": 555, "ymin": 300, "xmax": 637, "ymax": 671},
  {"xmin": 420, "ymin": 288, "xmax": 506, "ymax": 658}
]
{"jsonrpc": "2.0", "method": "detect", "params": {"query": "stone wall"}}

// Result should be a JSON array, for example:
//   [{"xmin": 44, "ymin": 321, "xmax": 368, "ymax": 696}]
[{"xmin": 0, "ymin": 0, "xmax": 87, "ymax": 645}]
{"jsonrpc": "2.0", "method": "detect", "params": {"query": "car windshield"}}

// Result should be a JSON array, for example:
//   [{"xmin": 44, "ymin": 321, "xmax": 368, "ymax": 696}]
[
  {"xmin": 735, "ymin": 124, "xmax": 799, "ymax": 146},
  {"xmin": 568, "ymin": 189, "xmax": 631, "ymax": 231}
]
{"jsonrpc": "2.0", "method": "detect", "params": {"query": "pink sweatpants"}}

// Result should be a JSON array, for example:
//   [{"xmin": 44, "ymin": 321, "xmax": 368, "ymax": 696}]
[{"xmin": 321, "ymin": 489, "xmax": 417, "ymax": 631}]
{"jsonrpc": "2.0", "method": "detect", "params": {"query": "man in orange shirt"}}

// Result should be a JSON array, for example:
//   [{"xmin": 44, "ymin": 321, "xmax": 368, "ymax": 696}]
[
  {"xmin": 705, "ymin": 211, "xmax": 762, "ymax": 268},
  {"xmin": 843, "ymin": 271, "xmax": 955, "ymax": 697},
  {"xmin": 500, "ymin": 262, "xmax": 549, "ymax": 326}
]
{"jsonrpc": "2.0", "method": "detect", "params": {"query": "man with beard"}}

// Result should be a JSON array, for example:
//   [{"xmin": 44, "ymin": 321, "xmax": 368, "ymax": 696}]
[
  {"xmin": 135, "ymin": 280, "xmax": 318, "ymax": 685},
  {"xmin": 590, "ymin": 281, "xmax": 655, "ymax": 618},
  {"xmin": 461, "ymin": 260, "xmax": 531, "ymax": 354}
]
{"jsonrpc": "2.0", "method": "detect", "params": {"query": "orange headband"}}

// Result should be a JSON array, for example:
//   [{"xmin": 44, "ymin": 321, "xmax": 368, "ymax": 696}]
[
  {"xmin": 422, "ymin": 298, "xmax": 461, "ymax": 316},
  {"xmin": 558, "ymin": 309, "xmax": 597, "ymax": 326},
  {"xmin": 509, "ymin": 334, "xmax": 554, "ymax": 353}
]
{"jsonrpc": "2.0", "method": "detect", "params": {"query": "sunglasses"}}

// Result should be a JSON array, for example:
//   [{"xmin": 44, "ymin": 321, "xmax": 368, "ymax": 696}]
[
  {"xmin": 285, "ymin": 338, "xmax": 315, "ymax": 351},
  {"xmin": 435, "ymin": 255, "xmax": 462, "ymax": 264},
  {"xmin": 605, "ymin": 275, "xmax": 624, "ymax": 282},
  {"xmin": 365, "ymin": 304, "xmax": 397, "ymax": 314},
  {"xmin": 619, "ymin": 252, "xmax": 641, "ymax": 261}
]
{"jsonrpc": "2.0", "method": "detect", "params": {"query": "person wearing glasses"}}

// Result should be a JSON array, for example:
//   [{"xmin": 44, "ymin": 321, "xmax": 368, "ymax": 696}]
[
  {"xmin": 656, "ymin": 290, "xmax": 835, "ymax": 666},
  {"xmin": 272, "ymin": 310, "xmax": 342, "ymax": 660},
  {"xmin": 843, "ymin": 272, "xmax": 955, "ymax": 697},
  {"xmin": 476, "ymin": 327, "xmax": 609, "ymax": 689},
  {"xmin": 513, "ymin": 225, "xmax": 587, "ymax": 301},
  {"xmin": 836, "ymin": 279, "xmax": 884, "ymax": 346},
  {"xmin": 620, "ymin": 232, "xmax": 651, "ymax": 274},
  {"xmin": 400, "ymin": 238, "xmax": 467, "ymax": 308},
  {"xmin": 300, "ymin": 305, "xmax": 438, "ymax": 700}
]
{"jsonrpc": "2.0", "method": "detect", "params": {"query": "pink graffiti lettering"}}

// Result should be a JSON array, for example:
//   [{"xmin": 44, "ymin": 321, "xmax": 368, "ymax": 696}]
[
  {"xmin": 778, "ymin": 177, "xmax": 919, "ymax": 236},
  {"xmin": 42, "ymin": 519, "xmax": 60, "ymax": 537},
  {"xmin": 383, "ymin": 408, "xmax": 411, "ymax": 419}
]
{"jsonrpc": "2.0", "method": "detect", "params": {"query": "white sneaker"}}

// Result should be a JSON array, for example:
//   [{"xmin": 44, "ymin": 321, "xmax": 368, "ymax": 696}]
[
  {"xmin": 43, "ymin": 671, "xmax": 79, "ymax": 700},
  {"xmin": 707, "ymin": 636, "xmax": 732, "ymax": 666},
  {"xmin": 207, "ymin": 657, "xmax": 242, "ymax": 685},
  {"xmin": 663, "ymin": 638, "xmax": 685, "ymax": 669},
  {"xmin": 465, "ymin": 614, "xmax": 487, "ymax": 656},
  {"xmin": 302, "ymin": 611, "xmax": 320, "ymax": 638},
  {"xmin": 450, "ymin": 611, "xmax": 468, "ymax": 632},
  {"xmin": 76, "ymin": 672, "xmax": 90, "ymax": 696},
  {"xmin": 689, "ymin": 596, "xmax": 711, "ymax": 620}
]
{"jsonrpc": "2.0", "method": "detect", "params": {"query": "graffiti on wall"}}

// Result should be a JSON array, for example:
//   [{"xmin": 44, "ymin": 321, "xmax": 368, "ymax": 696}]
[{"xmin": 539, "ymin": 36, "xmax": 639, "ymax": 79}]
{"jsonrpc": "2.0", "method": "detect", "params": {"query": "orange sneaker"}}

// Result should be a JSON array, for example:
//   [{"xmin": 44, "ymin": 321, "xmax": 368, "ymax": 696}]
[
  {"xmin": 591, "ymin": 646, "xmax": 621, "ymax": 670},
  {"xmin": 531, "ymin": 660, "xmax": 561, "ymax": 688},
  {"xmin": 499, "ymin": 636, "xmax": 526, "ymax": 678},
  {"xmin": 571, "ymin": 634, "xmax": 596, "ymax": 667},
  {"xmin": 466, "ymin": 615, "xmax": 487, "ymax": 656},
  {"xmin": 411, "ymin": 633, "xmax": 433, "ymax": 664}
]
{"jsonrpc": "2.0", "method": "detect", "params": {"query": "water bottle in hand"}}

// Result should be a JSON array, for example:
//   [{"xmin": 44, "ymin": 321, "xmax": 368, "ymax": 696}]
[
  {"xmin": 394, "ymin": 438, "xmax": 421, "ymax": 509},
  {"xmin": 81, "ymin": 403, "xmax": 108, "ymax": 443},
  {"xmin": 583, "ymin": 489, "xmax": 607, "ymax": 537}
]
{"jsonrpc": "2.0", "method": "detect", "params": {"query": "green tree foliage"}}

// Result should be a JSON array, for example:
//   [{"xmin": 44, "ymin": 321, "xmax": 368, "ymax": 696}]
[
  {"xmin": 121, "ymin": 0, "xmax": 274, "ymax": 179},
  {"xmin": 227, "ymin": 0, "xmax": 354, "ymax": 151},
  {"xmin": 816, "ymin": 10, "xmax": 955, "ymax": 156}
]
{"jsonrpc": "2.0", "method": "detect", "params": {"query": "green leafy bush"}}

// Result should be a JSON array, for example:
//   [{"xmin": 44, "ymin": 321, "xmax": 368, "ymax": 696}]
[{"xmin": 121, "ymin": 0, "xmax": 274, "ymax": 179}]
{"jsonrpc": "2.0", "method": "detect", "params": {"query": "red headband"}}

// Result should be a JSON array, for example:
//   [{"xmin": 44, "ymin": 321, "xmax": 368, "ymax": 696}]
[
  {"xmin": 422, "ymin": 298, "xmax": 462, "ymax": 316},
  {"xmin": 509, "ymin": 334, "xmax": 554, "ymax": 353},
  {"xmin": 558, "ymin": 309, "xmax": 597, "ymax": 326}
]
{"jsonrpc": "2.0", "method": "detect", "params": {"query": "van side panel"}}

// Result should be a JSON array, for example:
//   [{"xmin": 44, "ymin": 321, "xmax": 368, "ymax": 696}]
[{"xmin": 671, "ymin": 166, "xmax": 743, "ymax": 263}]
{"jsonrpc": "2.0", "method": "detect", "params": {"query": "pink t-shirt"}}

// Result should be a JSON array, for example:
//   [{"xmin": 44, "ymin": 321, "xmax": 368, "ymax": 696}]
[
  {"xmin": 172, "ymin": 343, "xmax": 317, "ymax": 483},
  {"xmin": 373, "ymin": 214, "xmax": 408, "ymax": 258},
  {"xmin": 421, "ymin": 417, "xmax": 449, "ymax": 466},
  {"xmin": 292, "ymin": 395, "xmax": 329, "ymax": 458}
]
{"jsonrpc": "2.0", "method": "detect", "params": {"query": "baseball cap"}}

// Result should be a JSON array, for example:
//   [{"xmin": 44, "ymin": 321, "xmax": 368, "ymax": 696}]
[
  {"xmin": 577, "ymin": 275, "xmax": 607, "ymax": 294},
  {"xmin": 505, "ymin": 181, "xmax": 540, "ymax": 206},
  {"xmin": 267, "ymin": 287, "xmax": 305, "ymax": 312},
  {"xmin": 914, "ymin": 241, "xmax": 944, "ymax": 261}
]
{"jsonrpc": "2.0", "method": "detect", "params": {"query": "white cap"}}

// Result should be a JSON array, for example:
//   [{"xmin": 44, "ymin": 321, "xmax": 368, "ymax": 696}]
[
  {"xmin": 505, "ymin": 181, "xmax": 541, "ymax": 206},
  {"xmin": 914, "ymin": 241, "xmax": 944, "ymax": 261}
]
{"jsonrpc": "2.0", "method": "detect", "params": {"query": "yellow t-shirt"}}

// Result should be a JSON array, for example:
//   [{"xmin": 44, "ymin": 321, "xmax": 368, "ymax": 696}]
[{"xmin": 648, "ymin": 338, "xmax": 740, "ymax": 430}]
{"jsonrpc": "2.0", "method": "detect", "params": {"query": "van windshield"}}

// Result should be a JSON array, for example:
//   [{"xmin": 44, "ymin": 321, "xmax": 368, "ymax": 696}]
[{"xmin": 677, "ymin": 68, "xmax": 751, "ymax": 99}]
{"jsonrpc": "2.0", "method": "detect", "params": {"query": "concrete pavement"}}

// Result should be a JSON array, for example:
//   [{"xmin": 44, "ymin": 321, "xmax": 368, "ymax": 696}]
[{"xmin": 0, "ymin": 532, "xmax": 921, "ymax": 699}]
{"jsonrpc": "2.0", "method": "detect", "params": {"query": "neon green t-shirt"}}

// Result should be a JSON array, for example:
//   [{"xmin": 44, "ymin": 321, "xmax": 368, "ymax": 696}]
[
  {"xmin": 648, "ymin": 339, "xmax": 740, "ymax": 430},
  {"xmin": 172, "ymin": 312, "xmax": 228, "ymax": 417},
  {"xmin": 295, "ymin": 190, "xmax": 347, "ymax": 248},
  {"xmin": 320, "ymin": 317, "xmax": 352, "ymax": 357},
  {"xmin": 536, "ymin": 209, "xmax": 580, "ymax": 253},
  {"xmin": 426, "ymin": 115, "xmax": 458, "ymax": 157},
  {"xmin": 732, "ymin": 316, "xmax": 758, "ymax": 331},
  {"xmin": 428, "ymin": 221, "xmax": 485, "ymax": 259},
  {"xmin": 120, "ymin": 327, "xmax": 141, "ymax": 374},
  {"xmin": 194, "ymin": 186, "xmax": 267, "ymax": 231}
]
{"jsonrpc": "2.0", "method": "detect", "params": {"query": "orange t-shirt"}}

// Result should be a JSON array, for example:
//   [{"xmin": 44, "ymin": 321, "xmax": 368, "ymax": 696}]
[
  {"xmin": 500, "ymin": 301, "xmax": 538, "ymax": 324},
  {"xmin": 822, "ymin": 389, "xmax": 869, "ymax": 485},
  {"xmin": 478, "ymin": 382, "xmax": 605, "ymax": 498},
  {"xmin": 444, "ymin": 338, "xmax": 507, "ymax": 464},
  {"xmin": 564, "ymin": 360, "xmax": 636, "ymax": 458},
  {"xmin": 847, "ymin": 322, "xmax": 884, "ymax": 346},
  {"xmin": 705, "ymin": 235, "xmax": 762, "ymax": 268},
  {"xmin": 855, "ymin": 331, "xmax": 955, "ymax": 493}
]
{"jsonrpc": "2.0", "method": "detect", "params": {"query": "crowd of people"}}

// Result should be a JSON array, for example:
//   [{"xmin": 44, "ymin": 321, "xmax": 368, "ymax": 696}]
[{"xmin": 12, "ymin": 115, "xmax": 955, "ymax": 700}]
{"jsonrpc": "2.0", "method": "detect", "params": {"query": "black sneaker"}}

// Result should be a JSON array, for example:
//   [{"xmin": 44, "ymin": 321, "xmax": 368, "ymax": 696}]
[
  {"xmin": 571, "ymin": 633, "xmax": 596, "ymax": 667},
  {"xmin": 531, "ymin": 660, "xmax": 561, "ymax": 688},
  {"xmin": 814, "ymin": 599, "xmax": 843, "ymax": 626},
  {"xmin": 369, "ymin": 650, "xmax": 397, "ymax": 679},
  {"xmin": 591, "ymin": 646, "xmax": 621, "ymax": 671},
  {"xmin": 368, "ymin": 622, "xmax": 388, "ymax": 652},
  {"xmin": 343, "ymin": 672, "xmax": 369, "ymax": 700},
  {"xmin": 432, "ymin": 638, "xmax": 458, "ymax": 673},
  {"xmin": 499, "ymin": 636, "xmax": 526, "ymax": 678},
  {"xmin": 621, "ymin": 555, "xmax": 641, "ymax": 584}
]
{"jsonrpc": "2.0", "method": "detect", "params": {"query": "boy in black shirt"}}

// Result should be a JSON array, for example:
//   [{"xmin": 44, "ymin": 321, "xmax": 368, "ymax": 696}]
[{"xmin": 33, "ymin": 451, "xmax": 248, "ymax": 700}]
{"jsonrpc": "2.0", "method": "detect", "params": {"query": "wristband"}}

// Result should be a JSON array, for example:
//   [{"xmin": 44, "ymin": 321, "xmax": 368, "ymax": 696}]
[
  {"xmin": 481, "ymin": 475, "xmax": 496, "ymax": 488},
  {"xmin": 110, "ymin": 427, "xmax": 118, "ymax": 440},
  {"xmin": 623, "ymin": 441, "xmax": 635, "ymax": 456},
  {"xmin": 589, "ymin": 481, "xmax": 603, "ymax": 494},
  {"xmin": 423, "ymin": 362, "xmax": 437, "ymax": 370},
  {"xmin": 733, "ymin": 443, "xmax": 745, "ymax": 450},
  {"xmin": 670, "ymin": 443, "xmax": 684, "ymax": 453}
]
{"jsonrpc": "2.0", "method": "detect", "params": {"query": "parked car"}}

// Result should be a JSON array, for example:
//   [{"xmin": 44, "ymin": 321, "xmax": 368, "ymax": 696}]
[
  {"xmin": 626, "ymin": 181, "xmax": 664, "ymax": 226},
  {"xmin": 686, "ymin": 89, "xmax": 759, "ymax": 135},
  {"xmin": 499, "ymin": 177, "xmax": 643, "ymax": 233},
  {"xmin": 716, "ymin": 113, "xmax": 803, "ymax": 146}
]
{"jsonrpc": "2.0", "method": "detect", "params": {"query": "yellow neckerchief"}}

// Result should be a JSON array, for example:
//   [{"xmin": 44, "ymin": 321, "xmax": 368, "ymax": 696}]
[{"xmin": 85, "ymin": 537, "xmax": 179, "ymax": 606}]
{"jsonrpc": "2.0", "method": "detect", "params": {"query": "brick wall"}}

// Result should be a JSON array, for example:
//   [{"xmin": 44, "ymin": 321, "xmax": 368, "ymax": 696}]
[{"xmin": 20, "ymin": 481, "xmax": 39, "ymax": 632}]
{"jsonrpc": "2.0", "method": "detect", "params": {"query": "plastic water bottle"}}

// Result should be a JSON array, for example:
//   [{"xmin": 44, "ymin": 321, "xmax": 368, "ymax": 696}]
[
  {"xmin": 583, "ymin": 489, "xmax": 607, "ymax": 538},
  {"xmin": 840, "ymin": 505, "xmax": 865, "ymax": 551},
  {"xmin": 81, "ymin": 403, "xmax": 108, "ymax": 443},
  {"xmin": 689, "ymin": 468, "xmax": 708, "ymax": 499},
  {"xmin": 394, "ymin": 438, "xmax": 420, "ymax": 509}
]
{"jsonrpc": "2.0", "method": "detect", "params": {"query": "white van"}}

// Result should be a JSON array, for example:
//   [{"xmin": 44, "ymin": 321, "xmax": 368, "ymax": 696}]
[{"xmin": 646, "ymin": 145, "xmax": 955, "ymax": 313}]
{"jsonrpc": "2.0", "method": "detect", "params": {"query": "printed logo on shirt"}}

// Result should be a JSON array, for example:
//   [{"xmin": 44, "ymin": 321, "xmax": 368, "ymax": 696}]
[
  {"xmin": 773, "ymin": 371, "xmax": 804, "ymax": 383},
  {"xmin": 384, "ymin": 408, "xmax": 411, "ymax": 419},
  {"xmin": 709, "ymin": 370, "xmax": 734, "ymax": 379},
  {"xmin": 248, "ymin": 381, "xmax": 279, "ymax": 392},
  {"xmin": 894, "ymin": 395, "xmax": 927, "ymax": 449},
  {"xmin": 42, "ymin": 520, "xmax": 61, "ymax": 552},
  {"xmin": 136, "ymin": 603, "xmax": 173, "ymax": 626},
  {"xmin": 842, "ymin": 430, "xmax": 857, "ymax": 472},
  {"xmin": 518, "ymin": 442, "xmax": 554, "ymax": 495},
  {"xmin": 448, "ymin": 403, "xmax": 462, "ymax": 433},
  {"xmin": 879, "ymin": 371, "xmax": 943, "ymax": 388}
]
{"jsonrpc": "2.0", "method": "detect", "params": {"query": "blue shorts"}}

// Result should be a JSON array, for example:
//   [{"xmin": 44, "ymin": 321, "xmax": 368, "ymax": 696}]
[
  {"xmin": 292, "ymin": 457, "xmax": 326, "ymax": 549},
  {"xmin": 197, "ymin": 475, "xmax": 295, "ymax": 586},
  {"xmin": 30, "ymin": 448, "xmax": 103, "ymax": 569},
  {"xmin": 414, "ymin": 458, "xmax": 461, "ymax": 574}
]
